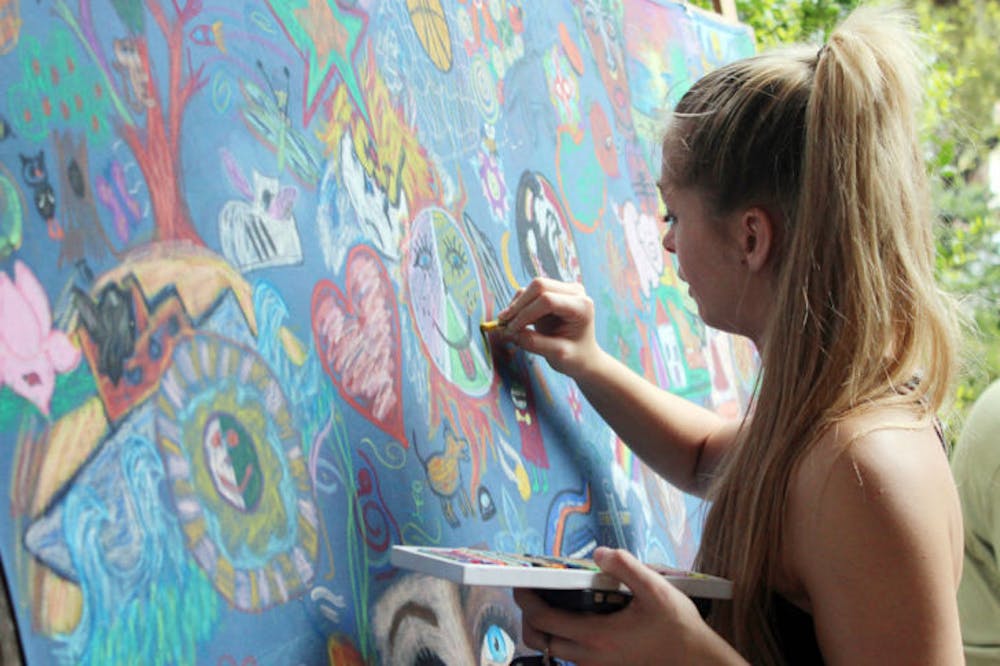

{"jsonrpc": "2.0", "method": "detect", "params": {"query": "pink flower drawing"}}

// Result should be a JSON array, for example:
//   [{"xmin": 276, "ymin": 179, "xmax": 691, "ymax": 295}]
[{"xmin": 0, "ymin": 261, "xmax": 81, "ymax": 415}]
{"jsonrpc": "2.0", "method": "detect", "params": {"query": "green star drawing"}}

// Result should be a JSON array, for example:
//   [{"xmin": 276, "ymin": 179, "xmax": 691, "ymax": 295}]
[{"xmin": 267, "ymin": 0, "xmax": 369, "ymax": 125}]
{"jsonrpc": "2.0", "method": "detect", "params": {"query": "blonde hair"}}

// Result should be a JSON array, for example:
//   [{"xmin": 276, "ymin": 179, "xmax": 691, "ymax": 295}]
[{"xmin": 661, "ymin": 4, "xmax": 959, "ymax": 662}]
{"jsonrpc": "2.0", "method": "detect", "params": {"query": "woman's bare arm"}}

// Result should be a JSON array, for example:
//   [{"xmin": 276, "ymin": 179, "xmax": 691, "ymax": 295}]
[{"xmin": 499, "ymin": 278, "xmax": 741, "ymax": 495}]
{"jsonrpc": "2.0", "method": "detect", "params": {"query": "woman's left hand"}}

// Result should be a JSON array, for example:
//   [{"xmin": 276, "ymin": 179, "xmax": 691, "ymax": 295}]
[{"xmin": 513, "ymin": 547, "xmax": 746, "ymax": 666}]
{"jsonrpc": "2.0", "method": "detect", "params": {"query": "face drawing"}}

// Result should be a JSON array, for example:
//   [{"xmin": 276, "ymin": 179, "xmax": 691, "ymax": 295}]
[
  {"xmin": 112, "ymin": 38, "xmax": 155, "ymax": 112},
  {"xmin": 340, "ymin": 133, "xmax": 407, "ymax": 259},
  {"xmin": 203, "ymin": 412, "xmax": 263, "ymax": 512},
  {"xmin": 407, "ymin": 207, "xmax": 491, "ymax": 396},
  {"xmin": 515, "ymin": 171, "xmax": 581, "ymax": 284},
  {"xmin": 619, "ymin": 200, "xmax": 664, "ymax": 297},
  {"xmin": 578, "ymin": 0, "xmax": 631, "ymax": 132},
  {"xmin": 373, "ymin": 574, "xmax": 526, "ymax": 665}
]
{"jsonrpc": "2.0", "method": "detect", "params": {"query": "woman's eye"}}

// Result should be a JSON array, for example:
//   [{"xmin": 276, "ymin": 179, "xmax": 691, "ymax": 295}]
[{"xmin": 663, "ymin": 213, "xmax": 677, "ymax": 226}]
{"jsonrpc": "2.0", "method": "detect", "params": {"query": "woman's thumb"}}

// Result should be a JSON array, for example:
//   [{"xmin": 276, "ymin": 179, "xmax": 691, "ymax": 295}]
[{"xmin": 593, "ymin": 547, "xmax": 663, "ymax": 597}]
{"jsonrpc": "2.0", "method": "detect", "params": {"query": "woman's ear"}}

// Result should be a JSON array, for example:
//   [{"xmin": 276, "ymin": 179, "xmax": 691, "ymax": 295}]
[{"xmin": 739, "ymin": 206, "xmax": 775, "ymax": 272}]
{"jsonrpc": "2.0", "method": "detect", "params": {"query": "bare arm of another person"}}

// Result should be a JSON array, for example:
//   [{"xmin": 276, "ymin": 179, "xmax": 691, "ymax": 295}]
[
  {"xmin": 787, "ymin": 417, "xmax": 965, "ymax": 665},
  {"xmin": 498, "ymin": 277, "xmax": 740, "ymax": 496}
]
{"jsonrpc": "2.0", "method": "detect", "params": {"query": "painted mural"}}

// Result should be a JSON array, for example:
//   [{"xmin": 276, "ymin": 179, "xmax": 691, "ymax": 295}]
[{"xmin": 0, "ymin": 0, "xmax": 756, "ymax": 663}]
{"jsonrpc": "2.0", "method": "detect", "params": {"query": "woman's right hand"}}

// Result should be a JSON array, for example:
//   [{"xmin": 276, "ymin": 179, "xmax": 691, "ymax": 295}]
[{"xmin": 496, "ymin": 277, "xmax": 602, "ymax": 378}]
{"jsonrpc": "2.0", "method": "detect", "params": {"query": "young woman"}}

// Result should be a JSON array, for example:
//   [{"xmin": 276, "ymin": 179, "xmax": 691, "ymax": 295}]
[{"xmin": 497, "ymin": 4, "xmax": 964, "ymax": 664}]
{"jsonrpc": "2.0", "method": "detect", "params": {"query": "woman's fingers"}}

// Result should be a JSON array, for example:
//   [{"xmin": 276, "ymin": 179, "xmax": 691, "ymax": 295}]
[
  {"xmin": 513, "ymin": 589, "xmax": 550, "ymax": 651},
  {"xmin": 506, "ymin": 290, "xmax": 590, "ymax": 335},
  {"xmin": 495, "ymin": 277, "xmax": 597, "ymax": 382},
  {"xmin": 593, "ymin": 547, "xmax": 697, "ymax": 623},
  {"xmin": 513, "ymin": 588, "xmax": 601, "ymax": 645},
  {"xmin": 499, "ymin": 277, "xmax": 585, "ymax": 329},
  {"xmin": 512, "ymin": 552, "xmax": 714, "ymax": 665},
  {"xmin": 513, "ymin": 587, "xmax": 617, "ymax": 666},
  {"xmin": 593, "ymin": 547, "xmax": 661, "ymax": 599}
]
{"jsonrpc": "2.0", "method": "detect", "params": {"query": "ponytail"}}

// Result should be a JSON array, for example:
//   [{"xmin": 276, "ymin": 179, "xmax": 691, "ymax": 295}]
[{"xmin": 661, "ymin": 5, "xmax": 959, "ymax": 662}]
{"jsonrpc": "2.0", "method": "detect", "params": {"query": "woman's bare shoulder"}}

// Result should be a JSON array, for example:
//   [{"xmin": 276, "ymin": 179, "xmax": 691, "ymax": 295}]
[
  {"xmin": 791, "ymin": 406, "xmax": 949, "ymax": 505},
  {"xmin": 785, "ymin": 405, "xmax": 962, "ymax": 586},
  {"xmin": 782, "ymin": 408, "xmax": 964, "ymax": 663}
]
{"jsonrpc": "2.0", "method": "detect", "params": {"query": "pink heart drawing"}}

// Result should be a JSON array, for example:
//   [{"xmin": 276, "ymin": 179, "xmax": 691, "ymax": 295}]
[{"xmin": 311, "ymin": 245, "xmax": 406, "ymax": 447}]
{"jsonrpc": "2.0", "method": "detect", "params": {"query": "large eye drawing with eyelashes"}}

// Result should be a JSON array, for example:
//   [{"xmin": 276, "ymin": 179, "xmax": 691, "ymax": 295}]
[
  {"xmin": 373, "ymin": 576, "xmax": 479, "ymax": 665},
  {"xmin": 374, "ymin": 577, "xmax": 526, "ymax": 665},
  {"xmin": 413, "ymin": 235, "xmax": 434, "ymax": 273},
  {"xmin": 442, "ymin": 234, "xmax": 468, "ymax": 283},
  {"xmin": 467, "ymin": 590, "xmax": 522, "ymax": 666},
  {"xmin": 414, "ymin": 646, "xmax": 447, "ymax": 666},
  {"xmin": 410, "ymin": 232, "xmax": 438, "ymax": 324},
  {"xmin": 479, "ymin": 621, "xmax": 517, "ymax": 665}
]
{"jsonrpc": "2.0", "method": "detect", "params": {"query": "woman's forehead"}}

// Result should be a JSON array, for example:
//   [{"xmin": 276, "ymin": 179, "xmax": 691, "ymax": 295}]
[
  {"xmin": 656, "ymin": 178, "xmax": 671, "ymax": 200},
  {"xmin": 656, "ymin": 149, "xmax": 684, "ymax": 199},
  {"xmin": 657, "ymin": 178, "xmax": 681, "ymax": 206}
]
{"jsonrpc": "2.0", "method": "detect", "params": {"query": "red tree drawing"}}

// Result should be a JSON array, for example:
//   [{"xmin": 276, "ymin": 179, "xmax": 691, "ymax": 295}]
[{"xmin": 62, "ymin": 0, "xmax": 208, "ymax": 244}]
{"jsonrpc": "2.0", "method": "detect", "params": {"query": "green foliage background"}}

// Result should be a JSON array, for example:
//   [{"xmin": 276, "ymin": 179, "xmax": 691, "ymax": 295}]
[{"xmin": 690, "ymin": 0, "xmax": 1000, "ymax": 435}]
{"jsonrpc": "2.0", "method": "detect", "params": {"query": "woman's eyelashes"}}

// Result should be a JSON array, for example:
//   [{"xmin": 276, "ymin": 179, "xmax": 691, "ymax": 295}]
[{"xmin": 663, "ymin": 212, "xmax": 678, "ymax": 227}]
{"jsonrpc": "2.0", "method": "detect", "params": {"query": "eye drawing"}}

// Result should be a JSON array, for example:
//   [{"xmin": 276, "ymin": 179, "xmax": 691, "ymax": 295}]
[
  {"xmin": 443, "ymin": 235, "xmax": 468, "ymax": 281},
  {"xmin": 414, "ymin": 645, "xmax": 447, "ymax": 666},
  {"xmin": 475, "ymin": 604, "xmax": 518, "ymax": 665},
  {"xmin": 413, "ymin": 235, "xmax": 434, "ymax": 273}
]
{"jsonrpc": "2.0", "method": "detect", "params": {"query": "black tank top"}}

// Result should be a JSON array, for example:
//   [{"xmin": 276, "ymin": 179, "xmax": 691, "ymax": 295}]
[
  {"xmin": 696, "ymin": 596, "xmax": 823, "ymax": 665},
  {"xmin": 698, "ymin": 412, "xmax": 945, "ymax": 664},
  {"xmin": 770, "ymin": 594, "xmax": 824, "ymax": 664},
  {"xmin": 766, "ymin": 418, "xmax": 945, "ymax": 665},
  {"xmin": 767, "ymin": 419, "xmax": 946, "ymax": 665}
]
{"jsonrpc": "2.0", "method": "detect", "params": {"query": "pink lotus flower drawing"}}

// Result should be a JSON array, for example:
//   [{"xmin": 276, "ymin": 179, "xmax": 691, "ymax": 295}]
[{"xmin": 0, "ymin": 261, "xmax": 81, "ymax": 415}]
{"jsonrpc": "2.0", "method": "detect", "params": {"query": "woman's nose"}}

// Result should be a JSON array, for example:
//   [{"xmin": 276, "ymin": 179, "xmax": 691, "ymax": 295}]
[{"xmin": 662, "ymin": 226, "xmax": 676, "ymax": 254}]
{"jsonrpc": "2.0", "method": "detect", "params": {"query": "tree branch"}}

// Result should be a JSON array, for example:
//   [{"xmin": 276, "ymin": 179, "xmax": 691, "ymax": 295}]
[
  {"xmin": 53, "ymin": 0, "xmax": 135, "ymax": 124},
  {"xmin": 177, "ymin": 0, "xmax": 204, "ymax": 25},
  {"xmin": 179, "ymin": 50, "xmax": 208, "ymax": 108},
  {"xmin": 146, "ymin": 0, "xmax": 170, "ymax": 39}
]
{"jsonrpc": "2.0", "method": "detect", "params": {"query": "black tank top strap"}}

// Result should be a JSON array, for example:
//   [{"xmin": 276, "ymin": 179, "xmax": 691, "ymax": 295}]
[{"xmin": 898, "ymin": 373, "xmax": 947, "ymax": 453}]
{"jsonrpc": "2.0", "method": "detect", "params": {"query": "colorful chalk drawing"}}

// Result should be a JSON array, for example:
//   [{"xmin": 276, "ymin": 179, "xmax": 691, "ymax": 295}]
[{"xmin": 0, "ymin": 2, "xmax": 755, "ymax": 663}]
